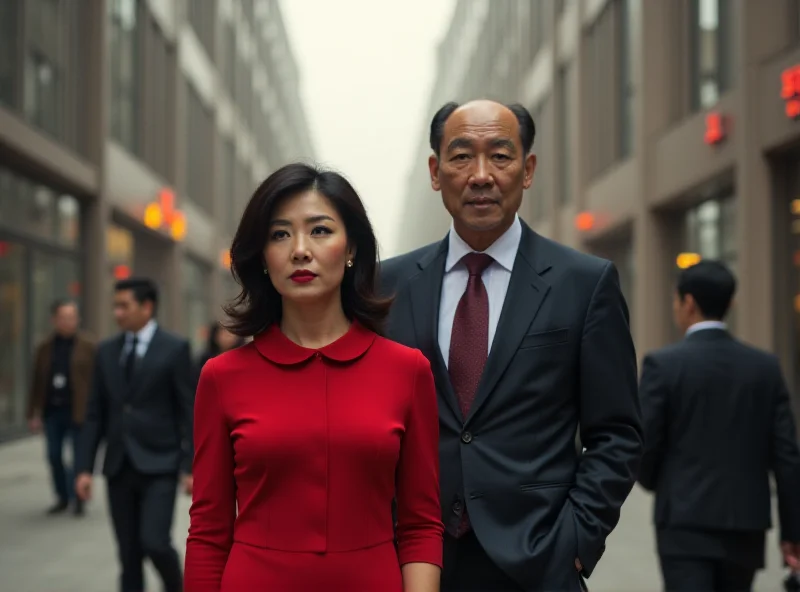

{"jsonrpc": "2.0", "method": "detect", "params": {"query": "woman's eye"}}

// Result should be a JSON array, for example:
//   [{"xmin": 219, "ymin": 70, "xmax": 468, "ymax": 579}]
[
  {"xmin": 311, "ymin": 226, "xmax": 332, "ymax": 235},
  {"xmin": 270, "ymin": 230, "xmax": 289, "ymax": 240}
]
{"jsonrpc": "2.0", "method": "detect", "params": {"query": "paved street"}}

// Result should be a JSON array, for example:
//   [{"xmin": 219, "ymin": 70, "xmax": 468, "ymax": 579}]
[{"xmin": 0, "ymin": 435, "xmax": 789, "ymax": 591}]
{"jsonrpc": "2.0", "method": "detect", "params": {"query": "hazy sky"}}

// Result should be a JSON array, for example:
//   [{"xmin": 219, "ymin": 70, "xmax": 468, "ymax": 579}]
[{"xmin": 281, "ymin": 0, "xmax": 456, "ymax": 257}]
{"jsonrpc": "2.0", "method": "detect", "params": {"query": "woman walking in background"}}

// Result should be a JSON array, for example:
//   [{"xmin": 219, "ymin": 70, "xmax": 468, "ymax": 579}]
[{"xmin": 185, "ymin": 163, "xmax": 443, "ymax": 591}]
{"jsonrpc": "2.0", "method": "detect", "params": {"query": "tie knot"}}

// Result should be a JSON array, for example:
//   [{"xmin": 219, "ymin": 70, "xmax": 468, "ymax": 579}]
[{"xmin": 461, "ymin": 252, "xmax": 494, "ymax": 277}]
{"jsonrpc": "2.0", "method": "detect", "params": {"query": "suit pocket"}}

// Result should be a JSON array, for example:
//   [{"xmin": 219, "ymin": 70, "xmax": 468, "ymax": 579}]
[{"xmin": 518, "ymin": 328, "xmax": 569, "ymax": 350}]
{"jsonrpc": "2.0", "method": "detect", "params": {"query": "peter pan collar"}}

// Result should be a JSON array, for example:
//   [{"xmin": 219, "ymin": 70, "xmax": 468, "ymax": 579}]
[{"xmin": 254, "ymin": 320, "xmax": 376, "ymax": 365}]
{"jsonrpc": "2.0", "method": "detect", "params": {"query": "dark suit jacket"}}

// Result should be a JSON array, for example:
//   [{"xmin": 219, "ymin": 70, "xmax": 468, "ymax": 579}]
[
  {"xmin": 27, "ymin": 331, "xmax": 96, "ymax": 424},
  {"xmin": 77, "ymin": 326, "xmax": 194, "ymax": 478},
  {"xmin": 638, "ymin": 328, "xmax": 800, "ymax": 549},
  {"xmin": 380, "ymin": 222, "xmax": 642, "ymax": 590}
]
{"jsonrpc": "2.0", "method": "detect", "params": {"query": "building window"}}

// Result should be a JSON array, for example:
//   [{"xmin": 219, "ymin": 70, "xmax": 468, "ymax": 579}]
[
  {"xmin": 185, "ymin": 82, "xmax": 214, "ymax": 214},
  {"xmin": 0, "ymin": 0, "xmax": 19, "ymax": 107},
  {"xmin": 618, "ymin": 0, "xmax": 635, "ymax": 158},
  {"xmin": 222, "ymin": 21, "xmax": 236, "ymax": 98},
  {"xmin": 680, "ymin": 195, "xmax": 737, "ymax": 329},
  {"xmin": 0, "ymin": 239, "xmax": 27, "ymax": 429},
  {"xmin": 530, "ymin": 98, "xmax": 548, "ymax": 222},
  {"xmin": 109, "ymin": 0, "xmax": 140, "ymax": 154},
  {"xmin": 222, "ymin": 138, "xmax": 237, "ymax": 236},
  {"xmin": 690, "ymin": 0, "xmax": 734, "ymax": 111},
  {"xmin": 188, "ymin": 0, "xmax": 216, "ymax": 59},
  {"xmin": 24, "ymin": 0, "xmax": 65, "ymax": 140}
]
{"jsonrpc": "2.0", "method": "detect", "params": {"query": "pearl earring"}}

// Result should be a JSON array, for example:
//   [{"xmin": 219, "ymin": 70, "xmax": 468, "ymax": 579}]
[
  {"xmin": 263, "ymin": 269, "xmax": 268, "ymax": 275},
  {"xmin": 346, "ymin": 260, "xmax": 353, "ymax": 268}
]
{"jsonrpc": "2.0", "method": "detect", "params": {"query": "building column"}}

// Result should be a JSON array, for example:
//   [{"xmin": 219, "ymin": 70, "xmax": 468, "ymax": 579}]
[
  {"xmin": 83, "ymin": 0, "xmax": 110, "ymax": 339},
  {"xmin": 732, "ymin": 0, "xmax": 775, "ymax": 351},
  {"xmin": 632, "ymin": 0, "xmax": 673, "ymax": 357}
]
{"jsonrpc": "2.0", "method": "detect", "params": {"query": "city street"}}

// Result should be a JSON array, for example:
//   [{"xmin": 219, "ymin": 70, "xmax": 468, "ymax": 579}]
[{"xmin": 0, "ymin": 436, "xmax": 789, "ymax": 591}]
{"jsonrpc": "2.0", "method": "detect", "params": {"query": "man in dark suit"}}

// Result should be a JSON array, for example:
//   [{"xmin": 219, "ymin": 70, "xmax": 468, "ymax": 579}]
[
  {"xmin": 381, "ymin": 100, "xmax": 643, "ymax": 591},
  {"xmin": 638, "ymin": 260, "xmax": 800, "ymax": 591},
  {"xmin": 76, "ymin": 277, "xmax": 194, "ymax": 592}
]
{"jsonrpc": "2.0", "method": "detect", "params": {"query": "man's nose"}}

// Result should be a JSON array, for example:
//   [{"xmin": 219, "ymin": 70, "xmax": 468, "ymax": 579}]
[{"xmin": 469, "ymin": 156, "xmax": 494, "ymax": 187}]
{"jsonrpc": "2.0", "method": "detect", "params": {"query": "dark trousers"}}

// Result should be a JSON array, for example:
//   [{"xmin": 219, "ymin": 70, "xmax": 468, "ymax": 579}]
[
  {"xmin": 442, "ymin": 530, "xmax": 523, "ymax": 591},
  {"xmin": 43, "ymin": 407, "xmax": 79, "ymax": 503},
  {"xmin": 660, "ymin": 556, "xmax": 757, "ymax": 591},
  {"xmin": 107, "ymin": 460, "xmax": 182, "ymax": 592}
]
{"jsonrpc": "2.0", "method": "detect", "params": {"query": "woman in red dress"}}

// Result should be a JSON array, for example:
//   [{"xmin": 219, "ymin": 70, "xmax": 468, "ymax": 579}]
[{"xmin": 185, "ymin": 163, "xmax": 443, "ymax": 591}]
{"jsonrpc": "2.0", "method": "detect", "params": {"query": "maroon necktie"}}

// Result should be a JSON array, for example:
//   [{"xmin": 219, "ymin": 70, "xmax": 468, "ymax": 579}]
[{"xmin": 448, "ymin": 252, "xmax": 493, "ymax": 537}]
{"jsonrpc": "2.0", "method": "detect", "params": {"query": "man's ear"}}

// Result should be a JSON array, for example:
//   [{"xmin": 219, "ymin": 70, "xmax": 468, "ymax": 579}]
[{"xmin": 429, "ymin": 154, "xmax": 441, "ymax": 191}]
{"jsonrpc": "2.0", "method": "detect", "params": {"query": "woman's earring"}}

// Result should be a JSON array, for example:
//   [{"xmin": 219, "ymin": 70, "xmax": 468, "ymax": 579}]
[
  {"xmin": 263, "ymin": 268, "xmax": 268, "ymax": 275},
  {"xmin": 346, "ymin": 259, "xmax": 353, "ymax": 268}
]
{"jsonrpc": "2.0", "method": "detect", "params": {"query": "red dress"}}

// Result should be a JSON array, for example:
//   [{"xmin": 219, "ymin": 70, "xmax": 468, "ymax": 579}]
[{"xmin": 185, "ymin": 321, "xmax": 443, "ymax": 591}]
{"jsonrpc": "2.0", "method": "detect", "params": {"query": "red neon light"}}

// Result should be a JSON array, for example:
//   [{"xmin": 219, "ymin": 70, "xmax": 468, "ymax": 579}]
[
  {"xmin": 781, "ymin": 65, "xmax": 800, "ymax": 100},
  {"xmin": 575, "ymin": 212, "xmax": 595, "ymax": 232},
  {"xmin": 113, "ymin": 264, "xmax": 131, "ymax": 280},
  {"xmin": 704, "ymin": 112, "xmax": 725, "ymax": 145},
  {"xmin": 787, "ymin": 99, "xmax": 800, "ymax": 120},
  {"xmin": 159, "ymin": 188, "xmax": 176, "ymax": 224}
]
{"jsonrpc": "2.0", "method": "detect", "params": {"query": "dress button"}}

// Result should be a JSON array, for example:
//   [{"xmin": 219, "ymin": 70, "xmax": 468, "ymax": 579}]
[
  {"xmin": 461, "ymin": 431, "xmax": 472, "ymax": 444},
  {"xmin": 314, "ymin": 352, "xmax": 321, "ymax": 359},
  {"xmin": 452, "ymin": 500, "xmax": 463, "ymax": 514}
]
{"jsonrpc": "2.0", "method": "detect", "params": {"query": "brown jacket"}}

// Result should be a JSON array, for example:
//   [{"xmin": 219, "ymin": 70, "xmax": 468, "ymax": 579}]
[{"xmin": 27, "ymin": 332, "xmax": 96, "ymax": 424}]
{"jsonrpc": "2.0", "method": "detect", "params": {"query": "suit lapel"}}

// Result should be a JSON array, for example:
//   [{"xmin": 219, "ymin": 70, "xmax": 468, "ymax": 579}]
[
  {"xmin": 109, "ymin": 334, "xmax": 127, "ymax": 398},
  {"xmin": 407, "ymin": 238, "xmax": 462, "ymax": 420},
  {"xmin": 465, "ymin": 223, "xmax": 553, "ymax": 425}
]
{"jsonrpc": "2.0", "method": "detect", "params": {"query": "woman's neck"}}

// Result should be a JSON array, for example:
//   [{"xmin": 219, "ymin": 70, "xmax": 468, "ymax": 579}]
[{"xmin": 280, "ymin": 298, "xmax": 351, "ymax": 350}]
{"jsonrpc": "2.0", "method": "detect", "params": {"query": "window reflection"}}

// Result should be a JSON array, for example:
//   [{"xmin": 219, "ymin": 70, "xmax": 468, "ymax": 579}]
[{"xmin": 0, "ymin": 241, "xmax": 27, "ymax": 428}]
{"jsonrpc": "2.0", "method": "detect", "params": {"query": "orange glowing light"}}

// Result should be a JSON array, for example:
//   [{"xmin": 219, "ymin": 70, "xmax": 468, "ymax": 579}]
[
  {"xmin": 676, "ymin": 252, "xmax": 702, "ymax": 269},
  {"xmin": 793, "ymin": 250, "xmax": 800, "ymax": 266},
  {"xmin": 159, "ymin": 188, "xmax": 175, "ymax": 223},
  {"xmin": 113, "ymin": 264, "xmax": 131, "ymax": 280},
  {"xmin": 794, "ymin": 294, "xmax": 800, "ymax": 313},
  {"xmin": 574, "ymin": 212, "xmax": 595, "ymax": 231},
  {"xmin": 221, "ymin": 249, "xmax": 232, "ymax": 269},
  {"xmin": 704, "ymin": 112, "xmax": 725, "ymax": 145},
  {"xmin": 143, "ymin": 202, "xmax": 163, "ymax": 229},
  {"xmin": 781, "ymin": 65, "xmax": 800, "ymax": 100},
  {"xmin": 170, "ymin": 211, "xmax": 187, "ymax": 241}
]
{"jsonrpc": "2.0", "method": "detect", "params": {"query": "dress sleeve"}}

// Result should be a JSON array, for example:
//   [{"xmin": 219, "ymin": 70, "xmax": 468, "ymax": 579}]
[
  {"xmin": 395, "ymin": 351, "xmax": 444, "ymax": 567},
  {"xmin": 185, "ymin": 359, "xmax": 236, "ymax": 591}
]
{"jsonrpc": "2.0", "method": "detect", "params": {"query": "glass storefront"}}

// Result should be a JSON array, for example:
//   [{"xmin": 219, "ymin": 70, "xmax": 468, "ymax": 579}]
[
  {"xmin": 183, "ymin": 256, "xmax": 211, "ymax": 356},
  {"xmin": 0, "ymin": 166, "xmax": 84, "ymax": 434},
  {"xmin": 678, "ymin": 193, "xmax": 737, "ymax": 333}
]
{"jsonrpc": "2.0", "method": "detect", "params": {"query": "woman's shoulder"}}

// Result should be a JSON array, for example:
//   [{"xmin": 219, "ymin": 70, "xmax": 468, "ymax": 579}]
[
  {"xmin": 371, "ymin": 335, "xmax": 430, "ymax": 371},
  {"xmin": 201, "ymin": 342, "xmax": 259, "ymax": 375}
]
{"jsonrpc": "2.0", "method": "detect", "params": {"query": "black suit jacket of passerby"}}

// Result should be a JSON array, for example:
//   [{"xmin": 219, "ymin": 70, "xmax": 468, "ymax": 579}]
[
  {"xmin": 77, "ymin": 327, "xmax": 194, "ymax": 478},
  {"xmin": 638, "ymin": 327, "xmax": 800, "ymax": 559}
]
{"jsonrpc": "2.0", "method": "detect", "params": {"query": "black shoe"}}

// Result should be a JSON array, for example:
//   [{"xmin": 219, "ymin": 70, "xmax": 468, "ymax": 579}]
[
  {"xmin": 73, "ymin": 500, "xmax": 84, "ymax": 517},
  {"xmin": 46, "ymin": 501, "xmax": 69, "ymax": 515}
]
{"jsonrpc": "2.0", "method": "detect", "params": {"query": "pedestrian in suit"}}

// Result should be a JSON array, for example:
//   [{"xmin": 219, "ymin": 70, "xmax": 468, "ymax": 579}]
[
  {"xmin": 638, "ymin": 259, "xmax": 800, "ymax": 591},
  {"xmin": 381, "ymin": 100, "xmax": 643, "ymax": 591},
  {"xmin": 27, "ymin": 299, "xmax": 95, "ymax": 516},
  {"xmin": 76, "ymin": 277, "xmax": 194, "ymax": 592}
]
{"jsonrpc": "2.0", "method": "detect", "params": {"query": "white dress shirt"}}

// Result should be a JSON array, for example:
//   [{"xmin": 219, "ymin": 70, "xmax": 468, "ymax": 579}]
[
  {"xmin": 438, "ymin": 215, "xmax": 522, "ymax": 367},
  {"xmin": 120, "ymin": 318, "xmax": 158, "ymax": 364},
  {"xmin": 685, "ymin": 320, "xmax": 727, "ymax": 336}
]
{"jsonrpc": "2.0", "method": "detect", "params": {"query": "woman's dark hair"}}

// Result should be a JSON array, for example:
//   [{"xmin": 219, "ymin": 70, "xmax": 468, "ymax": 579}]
[
  {"xmin": 204, "ymin": 321, "xmax": 245, "ymax": 356},
  {"xmin": 223, "ymin": 162, "xmax": 392, "ymax": 337}
]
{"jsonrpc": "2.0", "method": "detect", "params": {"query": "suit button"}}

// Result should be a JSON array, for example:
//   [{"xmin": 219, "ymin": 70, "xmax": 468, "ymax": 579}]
[
  {"xmin": 461, "ymin": 431, "xmax": 472, "ymax": 444},
  {"xmin": 452, "ymin": 500, "xmax": 463, "ymax": 514}
]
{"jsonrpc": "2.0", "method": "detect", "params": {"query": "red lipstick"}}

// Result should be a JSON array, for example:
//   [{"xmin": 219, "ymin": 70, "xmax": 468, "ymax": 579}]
[{"xmin": 290, "ymin": 269, "xmax": 317, "ymax": 283}]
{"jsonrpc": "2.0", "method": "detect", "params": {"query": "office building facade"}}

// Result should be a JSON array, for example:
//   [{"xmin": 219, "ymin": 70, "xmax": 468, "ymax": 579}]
[
  {"xmin": 0, "ymin": 0, "xmax": 314, "ymax": 436},
  {"xmin": 400, "ymin": 0, "xmax": 800, "ymax": 425}
]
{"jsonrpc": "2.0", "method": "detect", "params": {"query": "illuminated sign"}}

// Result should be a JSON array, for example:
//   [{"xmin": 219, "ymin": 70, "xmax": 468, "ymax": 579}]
[
  {"xmin": 676, "ymin": 252, "xmax": 701, "ymax": 269},
  {"xmin": 221, "ymin": 249, "xmax": 232, "ymax": 269},
  {"xmin": 143, "ymin": 189, "xmax": 187, "ymax": 241},
  {"xmin": 574, "ymin": 212, "xmax": 595, "ymax": 232},
  {"xmin": 703, "ymin": 112, "xmax": 726, "ymax": 145},
  {"xmin": 113, "ymin": 264, "xmax": 131, "ymax": 280},
  {"xmin": 781, "ymin": 64, "xmax": 800, "ymax": 120}
]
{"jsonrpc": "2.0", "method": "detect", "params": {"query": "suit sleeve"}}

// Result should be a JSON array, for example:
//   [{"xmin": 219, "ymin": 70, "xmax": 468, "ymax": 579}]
[
  {"xmin": 185, "ymin": 359, "xmax": 236, "ymax": 591},
  {"xmin": 395, "ymin": 352, "xmax": 444, "ymax": 568},
  {"xmin": 172, "ymin": 340, "xmax": 195, "ymax": 474},
  {"xmin": 637, "ymin": 355, "xmax": 669, "ymax": 491},
  {"xmin": 571, "ymin": 261, "xmax": 643, "ymax": 577},
  {"xmin": 769, "ymin": 359, "xmax": 800, "ymax": 543},
  {"xmin": 77, "ymin": 350, "xmax": 108, "ymax": 474}
]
